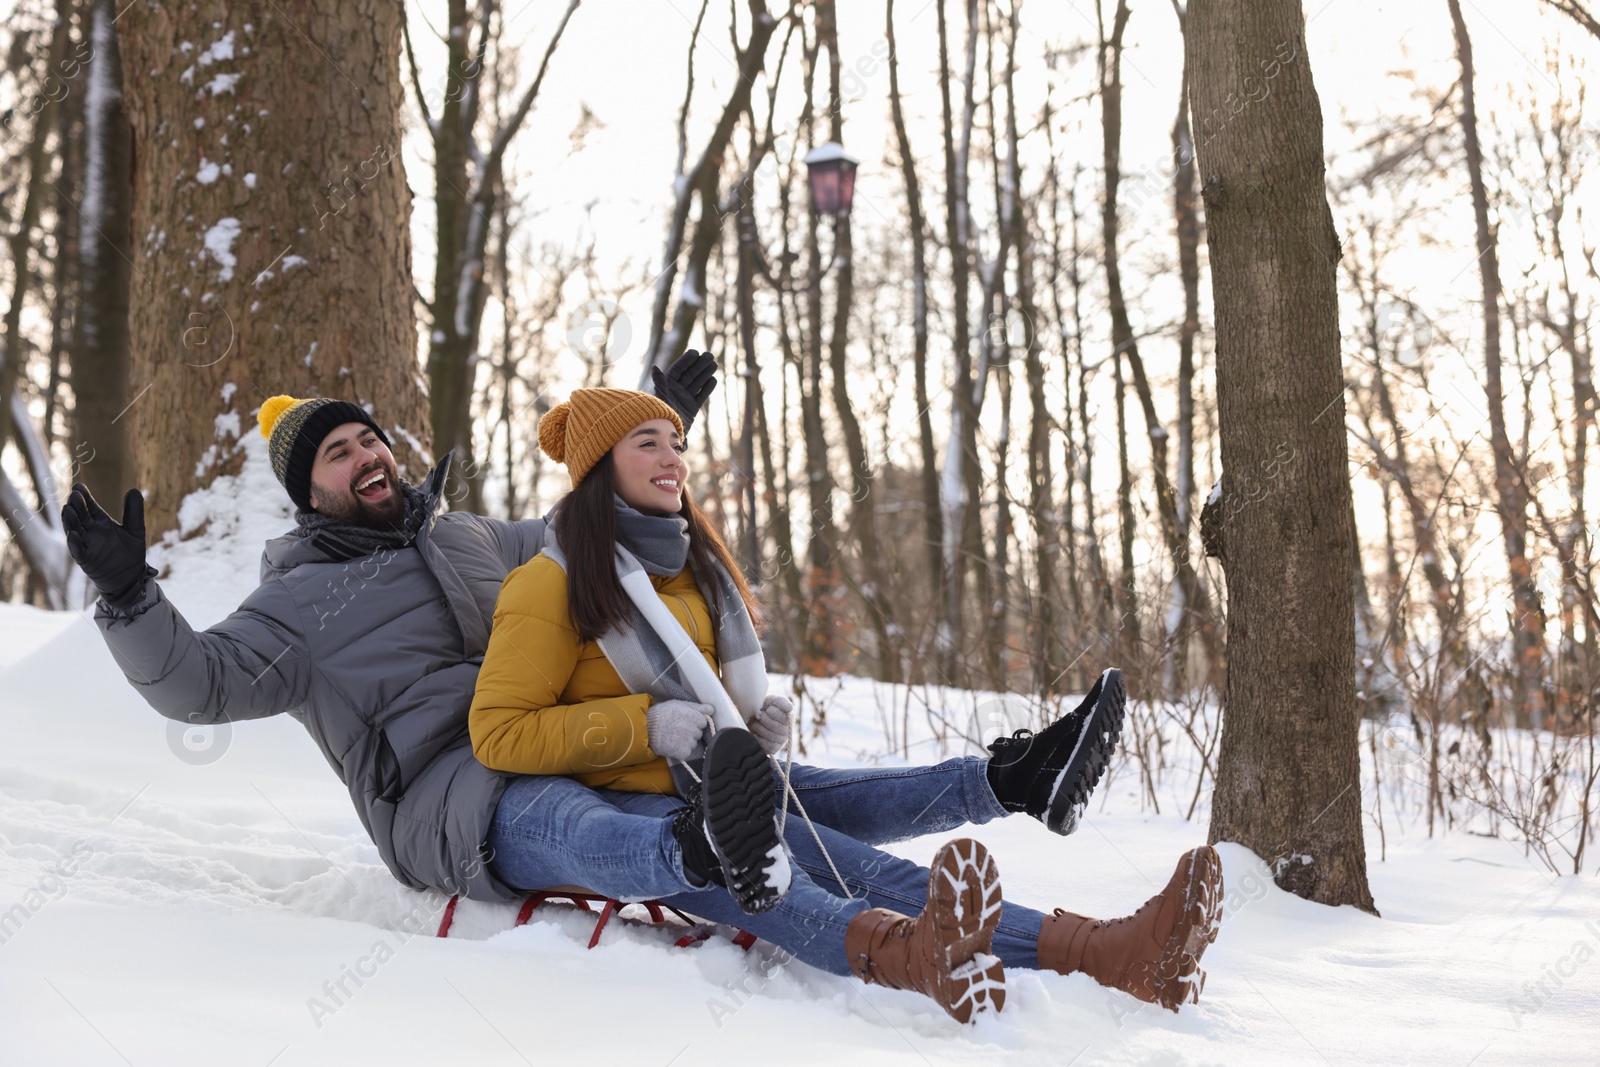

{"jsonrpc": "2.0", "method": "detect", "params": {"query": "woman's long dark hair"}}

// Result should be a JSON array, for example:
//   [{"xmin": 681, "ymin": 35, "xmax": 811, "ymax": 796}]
[{"xmin": 554, "ymin": 451, "xmax": 763, "ymax": 643}]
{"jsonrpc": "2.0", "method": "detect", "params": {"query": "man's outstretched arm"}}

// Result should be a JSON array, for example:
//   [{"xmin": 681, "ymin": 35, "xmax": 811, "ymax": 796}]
[{"xmin": 66, "ymin": 483, "xmax": 313, "ymax": 725}]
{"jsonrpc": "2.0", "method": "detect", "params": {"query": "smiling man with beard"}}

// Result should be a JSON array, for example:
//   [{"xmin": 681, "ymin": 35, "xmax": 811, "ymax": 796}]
[{"xmin": 307, "ymin": 421, "xmax": 405, "ymax": 526}]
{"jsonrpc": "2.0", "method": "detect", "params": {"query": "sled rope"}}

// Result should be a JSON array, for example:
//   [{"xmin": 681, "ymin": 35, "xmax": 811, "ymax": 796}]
[{"xmin": 774, "ymin": 737, "xmax": 855, "ymax": 900}]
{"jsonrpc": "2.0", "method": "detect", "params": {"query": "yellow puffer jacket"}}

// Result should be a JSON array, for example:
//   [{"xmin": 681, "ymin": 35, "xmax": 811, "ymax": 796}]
[{"xmin": 468, "ymin": 554, "xmax": 718, "ymax": 794}]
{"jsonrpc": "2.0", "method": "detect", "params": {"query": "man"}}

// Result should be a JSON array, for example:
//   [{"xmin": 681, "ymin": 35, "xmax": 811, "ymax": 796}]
[{"xmin": 63, "ymin": 353, "xmax": 1223, "ymax": 1020}]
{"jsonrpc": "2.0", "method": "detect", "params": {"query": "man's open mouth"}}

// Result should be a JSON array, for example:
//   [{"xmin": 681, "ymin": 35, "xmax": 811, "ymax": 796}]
[{"xmin": 354, "ymin": 469, "xmax": 391, "ymax": 500}]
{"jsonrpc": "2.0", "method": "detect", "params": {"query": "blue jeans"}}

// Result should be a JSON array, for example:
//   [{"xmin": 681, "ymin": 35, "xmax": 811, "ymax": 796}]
[{"xmin": 486, "ymin": 757, "xmax": 1049, "ymax": 976}]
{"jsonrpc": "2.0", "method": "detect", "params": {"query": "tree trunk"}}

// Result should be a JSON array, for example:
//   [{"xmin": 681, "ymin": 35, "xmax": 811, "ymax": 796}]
[
  {"xmin": 1101, "ymin": 0, "xmax": 1197, "ymax": 694},
  {"xmin": 793, "ymin": 31, "xmax": 839, "ymax": 676},
  {"xmin": 816, "ymin": 1, "xmax": 897, "ymax": 682},
  {"xmin": 1188, "ymin": 0, "xmax": 1377, "ymax": 912},
  {"xmin": 935, "ymin": 0, "xmax": 983, "ymax": 683},
  {"xmin": 1044, "ymin": 119, "xmax": 1088, "ymax": 682},
  {"xmin": 974, "ymin": 2, "xmax": 1012, "ymax": 688},
  {"xmin": 117, "ymin": 1, "xmax": 430, "ymax": 536},
  {"xmin": 48, "ymin": 0, "xmax": 85, "ymax": 455},
  {"xmin": 886, "ymin": 0, "xmax": 943, "ymax": 619},
  {"xmin": 1012, "ymin": 49, "xmax": 1060, "ymax": 696},
  {"xmin": 1169, "ymin": 0, "xmax": 1220, "ymax": 695},
  {"xmin": 73, "ymin": 0, "xmax": 133, "ymax": 509},
  {"xmin": 1446, "ymin": 0, "xmax": 1547, "ymax": 730},
  {"xmin": 1068, "ymin": 162, "xmax": 1114, "ymax": 674},
  {"xmin": 424, "ymin": 0, "xmax": 474, "ymax": 509},
  {"xmin": 1114, "ymin": 343, "xmax": 1140, "ymax": 669}
]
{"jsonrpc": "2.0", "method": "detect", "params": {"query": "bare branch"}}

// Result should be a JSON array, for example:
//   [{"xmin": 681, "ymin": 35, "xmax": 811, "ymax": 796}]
[
  {"xmin": 402, "ymin": 14, "xmax": 435, "ymax": 138},
  {"xmin": 460, "ymin": 0, "xmax": 497, "ymax": 165},
  {"xmin": 484, "ymin": 0, "xmax": 581, "ymax": 169},
  {"xmin": 1540, "ymin": 0, "xmax": 1600, "ymax": 40},
  {"xmin": 677, "ymin": 0, "xmax": 712, "ymax": 178}
]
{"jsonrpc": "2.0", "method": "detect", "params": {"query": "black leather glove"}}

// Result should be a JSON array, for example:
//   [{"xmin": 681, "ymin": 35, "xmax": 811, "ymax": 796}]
[
  {"xmin": 652, "ymin": 349, "xmax": 719, "ymax": 436},
  {"xmin": 61, "ymin": 483, "xmax": 150, "ymax": 610}
]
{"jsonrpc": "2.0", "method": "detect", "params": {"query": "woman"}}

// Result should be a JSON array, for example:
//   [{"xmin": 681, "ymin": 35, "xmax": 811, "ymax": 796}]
[
  {"xmin": 471, "ymin": 387, "xmax": 800, "ymax": 915},
  {"xmin": 469, "ymin": 387, "xmax": 1223, "ymax": 1023}
]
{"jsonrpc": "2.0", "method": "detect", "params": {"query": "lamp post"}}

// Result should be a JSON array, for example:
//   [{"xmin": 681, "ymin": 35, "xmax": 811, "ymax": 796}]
[{"xmin": 736, "ymin": 142, "xmax": 859, "ymax": 590}]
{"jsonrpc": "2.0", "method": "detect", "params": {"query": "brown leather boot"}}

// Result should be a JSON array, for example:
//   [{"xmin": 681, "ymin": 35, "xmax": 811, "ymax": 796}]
[
  {"xmin": 844, "ymin": 838, "xmax": 1007, "ymax": 1023},
  {"xmin": 1038, "ymin": 845, "xmax": 1223, "ymax": 1011}
]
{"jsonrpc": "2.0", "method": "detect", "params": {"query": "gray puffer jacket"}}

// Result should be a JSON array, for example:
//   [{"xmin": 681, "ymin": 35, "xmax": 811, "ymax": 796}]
[{"xmin": 95, "ymin": 459, "xmax": 545, "ymax": 902}]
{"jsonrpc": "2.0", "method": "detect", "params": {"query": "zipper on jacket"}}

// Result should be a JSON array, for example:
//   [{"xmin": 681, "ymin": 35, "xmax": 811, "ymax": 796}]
[{"xmin": 665, "ymin": 592, "xmax": 700, "ymax": 641}]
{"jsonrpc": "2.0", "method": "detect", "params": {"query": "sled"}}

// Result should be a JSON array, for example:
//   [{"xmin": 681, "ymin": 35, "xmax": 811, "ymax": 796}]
[{"xmin": 435, "ymin": 886, "xmax": 758, "ymax": 952}]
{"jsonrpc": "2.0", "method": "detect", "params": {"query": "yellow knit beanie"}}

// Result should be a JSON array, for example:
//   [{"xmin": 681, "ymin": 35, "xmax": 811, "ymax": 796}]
[{"xmin": 538, "ymin": 388, "xmax": 684, "ymax": 487}]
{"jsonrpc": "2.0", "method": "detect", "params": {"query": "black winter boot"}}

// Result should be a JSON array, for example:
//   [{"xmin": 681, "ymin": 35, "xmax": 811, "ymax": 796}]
[
  {"xmin": 985, "ymin": 667, "xmax": 1126, "ymax": 835},
  {"xmin": 701, "ymin": 728, "xmax": 792, "ymax": 914},
  {"xmin": 669, "ymin": 784, "xmax": 726, "ymax": 889}
]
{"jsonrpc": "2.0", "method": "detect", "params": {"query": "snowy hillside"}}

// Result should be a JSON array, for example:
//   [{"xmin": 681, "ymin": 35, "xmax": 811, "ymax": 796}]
[{"xmin": 1, "ymin": 439, "xmax": 1595, "ymax": 1065}]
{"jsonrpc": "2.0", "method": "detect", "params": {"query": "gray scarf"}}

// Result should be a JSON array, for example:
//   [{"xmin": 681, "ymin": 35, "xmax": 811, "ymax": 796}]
[
  {"xmin": 613, "ymin": 494, "xmax": 690, "ymax": 576},
  {"xmin": 544, "ymin": 499, "xmax": 767, "ymax": 790}
]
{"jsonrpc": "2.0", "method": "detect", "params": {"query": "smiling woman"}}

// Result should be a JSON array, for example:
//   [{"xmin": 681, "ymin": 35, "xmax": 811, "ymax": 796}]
[
  {"xmin": 468, "ymin": 386, "xmax": 797, "ymax": 913},
  {"xmin": 470, "ymin": 387, "xmax": 758, "ymax": 779},
  {"xmin": 610, "ymin": 418, "xmax": 687, "ymax": 516}
]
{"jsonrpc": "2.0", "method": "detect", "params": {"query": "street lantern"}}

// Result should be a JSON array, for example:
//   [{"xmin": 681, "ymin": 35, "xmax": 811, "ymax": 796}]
[{"xmin": 803, "ymin": 142, "xmax": 858, "ymax": 219}]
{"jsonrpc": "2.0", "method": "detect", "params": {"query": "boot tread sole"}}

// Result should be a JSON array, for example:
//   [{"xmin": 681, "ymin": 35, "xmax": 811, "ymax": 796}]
[
  {"xmin": 1142, "ymin": 844, "xmax": 1224, "ymax": 1012},
  {"xmin": 926, "ymin": 838, "xmax": 1007, "ymax": 1023},
  {"xmin": 702, "ymin": 730, "xmax": 788, "ymax": 915},
  {"xmin": 1045, "ymin": 668, "xmax": 1127, "ymax": 835}
]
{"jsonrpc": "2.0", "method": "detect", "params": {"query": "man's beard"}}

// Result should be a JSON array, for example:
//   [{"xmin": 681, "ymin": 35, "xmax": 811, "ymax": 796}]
[{"xmin": 309, "ymin": 459, "xmax": 407, "ymax": 529}]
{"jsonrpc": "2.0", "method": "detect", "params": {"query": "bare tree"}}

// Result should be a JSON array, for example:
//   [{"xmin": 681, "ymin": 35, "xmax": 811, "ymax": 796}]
[
  {"xmin": 0, "ymin": 0, "xmax": 90, "ymax": 607},
  {"xmin": 642, "ymin": 0, "xmax": 783, "ymax": 379},
  {"xmin": 815, "ymin": 0, "xmax": 899, "ymax": 681},
  {"xmin": 73, "ymin": 0, "xmax": 131, "ymax": 509},
  {"xmin": 885, "ymin": 0, "xmax": 943, "ymax": 617},
  {"xmin": 1167, "ymin": 0, "xmax": 1219, "ymax": 694},
  {"xmin": 1188, "ymin": 0, "xmax": 1377, "ymax": 911},
  {"xmin": 408, "ymin": 0, "xmax": 580, "ymax": 511},
  {"xmin": 934, "ymin": 0, "xmax": 984, "ymax": 683},
  {"xmin": 1446, "ymin": 0, "xmax": 1548, "ymax": 729}
]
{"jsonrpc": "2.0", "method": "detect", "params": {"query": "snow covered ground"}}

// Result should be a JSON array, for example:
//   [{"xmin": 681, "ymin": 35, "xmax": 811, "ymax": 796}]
[{"xmin": 2, "ymin": 444, "xmax": 1596, "ymax": 1064}]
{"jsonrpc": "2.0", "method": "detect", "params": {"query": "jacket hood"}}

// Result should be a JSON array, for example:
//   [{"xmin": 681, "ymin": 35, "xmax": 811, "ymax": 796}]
[{"xmin": 260, "ymin": 453, "xmax": 451, "ymax": 579}]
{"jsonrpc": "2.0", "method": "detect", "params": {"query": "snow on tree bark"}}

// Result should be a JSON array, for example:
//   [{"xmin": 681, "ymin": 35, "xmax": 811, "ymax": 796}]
[{"xmin": 116, "ymin": 1, "xmax": 430, "ymax": 537}]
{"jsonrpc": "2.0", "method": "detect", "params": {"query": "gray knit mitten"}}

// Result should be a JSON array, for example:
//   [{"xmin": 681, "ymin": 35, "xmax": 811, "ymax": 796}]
[
  {"xmin": 646, "ymin": 699, "xmax": 714, "ymax": 760},
  {"xmin": 749, "ymin": 695, "xmax": 792, "ymax": 755}
]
